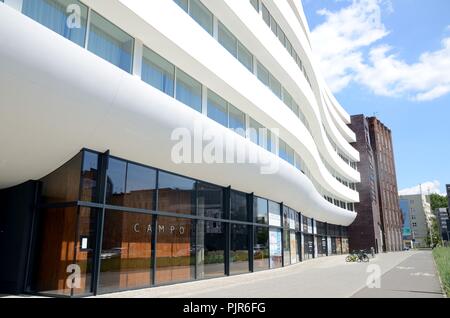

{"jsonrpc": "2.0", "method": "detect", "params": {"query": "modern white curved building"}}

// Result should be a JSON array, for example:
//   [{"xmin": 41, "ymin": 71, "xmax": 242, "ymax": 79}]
[{"xmin": 0, "ymin": 0, "xmax": 360, "ymax": 297}]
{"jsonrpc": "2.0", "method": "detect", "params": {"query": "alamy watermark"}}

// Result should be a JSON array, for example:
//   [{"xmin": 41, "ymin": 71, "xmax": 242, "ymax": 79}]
[{"xmin": 170, "ymin": 121, "xmax": 281, "ymax": 174}]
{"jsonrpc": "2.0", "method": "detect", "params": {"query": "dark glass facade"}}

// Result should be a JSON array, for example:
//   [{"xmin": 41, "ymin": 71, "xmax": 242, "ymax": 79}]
[{"xmin": 27, "ymin": 149, "xmax": 350, "ymax": 296}]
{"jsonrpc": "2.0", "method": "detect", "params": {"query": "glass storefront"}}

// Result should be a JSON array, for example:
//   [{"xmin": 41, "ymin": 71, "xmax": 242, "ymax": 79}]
[
  {"xmin": 29, "ymin": 149, "xmax": 351, "ymax": 296},
  {"xmin": 316, "ymin": 236, "xmax": 327, "ymax": 257},
  {"xmin": 303, "ymin": 234, "xmax": 314, "ymax": 260},
  {"xmin": 253, "ymin": 227, "xmax": 269, "ymax": 271},
  {"xmin": 99, "ymin": 211, "xmax": 153, "ymax": 293},
  {"xmin": 196, "ymin": 220, "xmax": 226, "ymax": 279},
  {"xmin": 155, "ymin": 217, "xmax": 195, "ymax": 285},
  {"xmin": 230, "ymin": 224, "xmax": 250, "ymax": 274},
  {"xmin": 269, "ymin": 228, "xmax": 282, "ymax": 269}
]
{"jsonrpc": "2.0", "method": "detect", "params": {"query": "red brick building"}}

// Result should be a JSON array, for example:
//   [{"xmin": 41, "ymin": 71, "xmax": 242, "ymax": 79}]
[{"xmin": 348, "ymin": 115, "xmax": 403, "ymax": 253}]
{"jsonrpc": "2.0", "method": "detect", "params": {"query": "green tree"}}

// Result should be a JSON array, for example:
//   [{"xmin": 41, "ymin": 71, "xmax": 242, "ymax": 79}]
[
  {"xmin": 429, "ymin": 193, "xmax": 448, "ymax": 211},
  {"xmin": 426, "ymin": 217, "xmax": 442, "ymax": 247}
]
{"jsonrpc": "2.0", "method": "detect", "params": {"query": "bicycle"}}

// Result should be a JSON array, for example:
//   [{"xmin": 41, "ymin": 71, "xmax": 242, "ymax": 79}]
[{"xmin": 346, "ymin": 250, "xmax": 370, "ymax": 262}]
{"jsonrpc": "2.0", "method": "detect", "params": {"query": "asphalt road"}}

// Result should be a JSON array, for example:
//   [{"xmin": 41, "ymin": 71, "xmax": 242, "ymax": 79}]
[
  {"xmin": 352, "ymin": 250, "xmax": 444, "ymax": 298},
  {"xmin": 94, "ymin": 250, "xmax": 444, "ymax": 298}
]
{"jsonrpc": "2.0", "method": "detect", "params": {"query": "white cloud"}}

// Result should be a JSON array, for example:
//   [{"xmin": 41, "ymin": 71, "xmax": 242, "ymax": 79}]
[
  {"xmin": 310, "ymin": 0, "xmax": 450, "ymax": 101},
  {"xmin": 399, "ymin": 180, "xmax": 444, "ymax": 196}
]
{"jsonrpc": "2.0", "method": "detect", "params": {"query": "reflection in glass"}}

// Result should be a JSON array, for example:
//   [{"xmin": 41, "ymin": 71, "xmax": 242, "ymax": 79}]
[
  {"xmin": 230, "ymin": 191, "xmax": 248, "ymax": 222},
  {"xmin": 197, "ymin": 182, "xmax": 224, "ymax": 219},
  {"xmin": 290, "ymin": 231, "xmax": 297, "ymax": 264},
  {"xmin": 80, "ymin": 151, "xmax": 100, "ymax": 202},
  {"xmin": 105, "ymin": 158, "xmax": 126, "ymax": 206},
  {"xmin": 254, "ymin": 227, "xmax": 269, "ymax": 271},
  {"xmin": 230, "ymin": 224, "xmax": 249, "ymax": 275},
  {"xmin": 124, "ymin": 163, "xmax": 157, "ymax": 210},
  {"xmin": 158, "ymin": 172, "xmax": 196, "ymax": 215},
  {"xmin": 40, "ymin": 152, "xmax": 82, "ymax": 204},
  {"xmin": 33, "ymin": 207, "xmax": 96, "ymax": 296},
  {"xmin": 22, "ymin": 0, "xmax": 88, "ymax": 47},
  {"xmin": 156, "ymin": 217, "xmax": 195, "ymax": 284},
  {"xmin": 254, "ymin": 197, "xmax": 268, "ymax": 224},
  {"xmin": 99, "ymin": 211, "xmax": 153, "ymax": 293},
  {"xmin": 197, "ymin": 220, "xmax": 225, "ymax": 279}
]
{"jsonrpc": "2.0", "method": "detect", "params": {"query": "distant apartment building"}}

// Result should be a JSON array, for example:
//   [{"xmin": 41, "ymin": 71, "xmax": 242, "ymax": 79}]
[
  {"xmin": 347, "ymin": 115, "xmax": 383, "ymax": 253},
  {"xmin": 348, "ymin": 115, "xmax": 403, "ymax": 252},
  {"xmin": 399, "ymin": 194, "xmax": 432, "ymax": 248},
  {"xmin": 435, "ymin": 208, "xmax": 449, "ymax": 242}
]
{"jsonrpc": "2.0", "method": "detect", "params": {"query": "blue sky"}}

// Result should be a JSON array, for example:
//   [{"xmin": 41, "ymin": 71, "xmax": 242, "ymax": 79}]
[{"xmin": 302, "ymin": 0, "xmax": 450, "ymax": 195}]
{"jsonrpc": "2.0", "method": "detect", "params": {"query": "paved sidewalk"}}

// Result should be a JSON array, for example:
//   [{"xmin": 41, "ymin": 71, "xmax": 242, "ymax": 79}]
[
  {"xmin": 96, "ymin": 251, "xmax": 441, "ymax": 298},
  {"xmin": 352, "ymin": 251, "xmax": 444, "ymax": 298}
]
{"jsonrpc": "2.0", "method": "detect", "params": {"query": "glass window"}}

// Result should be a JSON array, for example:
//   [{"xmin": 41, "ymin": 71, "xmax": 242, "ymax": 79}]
[
  {"xmin": 156, "ymin": 217, "xmax": 195, "ymax": 284},
  {"xmin": 99, "ymin": 210, "xmax": 152, "ymax": 293},
  {"xmin": 22, "ymin": 0, "xmax": 88, "ymax": 47},
  {"xmin": 158, "ymin": 171, "xmax": 196, "ymax": 215},
  {"xmin": 80, "ymin": 151, "xmax": 100, "ymax": 202},
  {"xmin": 289, "ymin": 209, "xmax": 296, "ymax": 230},
  {"xmin": 207, "ymin": 90, "xmax": 228, "ymax": 127},
  {"xmin": 279, "ymin": 140, "xmax": 294, "ymax": 165},
  {"xmin": 124, "ymin": 163, "xmax": 157, "ymax": 210},
  {"xmin": 305, "ymin": 234, "xmax": 315, "ymax": 259},
  {"xmin": 268, "ymin": 200, "xmax": 281, "ymax": 227},
  {"xmin": 286, "ymin": 39, "xmax": 293, "ymax": 56},
  {"xmin": 174, "ymin": 0, "xmax": 188, "ymax": 12},
  {"xmin": 230, "ymin": 224, "xmax": 250, "ymax": 275},
  {"xmin": 189, "ymin": 0, "xmax": 213, "ymax": 35},
  {"xmin": 176, "ymin": 69, "xmax": 202, "ymax": 113},
  {"xmin": 87, "ymin": 11, "xmax": 134, "ymax": 73},
  {"xmin": 197, "ymin": 182, "xmax": 224, "ymax": 219},
  {"xmin": 32, "ymin": 207, "xmax": 97, "ymax": 296},
  {"xmin": 254, "ymin": 197, "xmax": 268, "ymax": 224},
  {"xmin": 197, "ymin": 220, "xmax": 225, "ymax": 279},
  {"xmin": 262, "ymin": 4, "xmax": 270, "ymax": 27},
  {"xmin": 290, "ymin": 231, "xmax": 297, "ymax": 264},
  {"xmin": 283, "ymin": 206, "xmax": 289, "ymax": 229},
  {"xmin": 269, "ymin": 228, "xmax": 282, "ymax": 268},
  {"xmin": 254, "ymin": 227, "xmax": 269, "ymax": 271},
  {"xmin": 257, "ymin": 62, "xmax": 269, "ymax": 87},
  {"xmin": 250, "ymin": 0, "xmax": 259, "ymax": 11},
  {"xmin": 40, "ymin": 152, "xmax": 82, "ymax": 204},
  {"xmin": 142, "ymin": 47, "xmax": 175, "ymax": 96},
  {"xmin": 105, "ymin": 158, "xmax": 127, "ymax": 206},
  {"xmin": 270, "ymin": 16, "xmax": 277, "ymax": 36},
  {"xmin": 277, "ymin": 25, "xmax": 286, "ymax": 47},
  {"xmin": 228, "ymin": 104, "xmax": 246, "ymax": 136},
  {"xmin": 218, "ymin": 21, "xmax": 237, "ymax": 57},
  {"xmin": 237, "ymin": 42, "xmax": 253, "ymax": 72},
  {"xmin": 230, "ymin": 190, "xmax": 248, "ymax": 222},
  {"xmin": 283, "ymin": 88, "xmax": 293, "ymax": 111},
  {"xmin": 249, "ymin": 118, "xmax": 273, "ymax": 152},
  {"xmin": 269, "ymin": 74, "xmax": 282, "ymax": 98}
]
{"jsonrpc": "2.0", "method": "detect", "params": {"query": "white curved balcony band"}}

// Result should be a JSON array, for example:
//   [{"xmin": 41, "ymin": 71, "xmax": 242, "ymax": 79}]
[
  {"xmin": 0, "ymin": 0, "xmax": 360, "ymax": 200},
  {"xmin": 262, "ymin": 0, "xmax": 359, "ymax": 158},
  {"xmin": 206, "ymin": 0, "xmax": 360, "ymax": 179},
  {"xmin": 101, "ymin": 0, "xmax": 360, "ymax": 198},
  {"xmin": 0, "ymin": 5, "xmax": 356, "ymax": 225}
]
